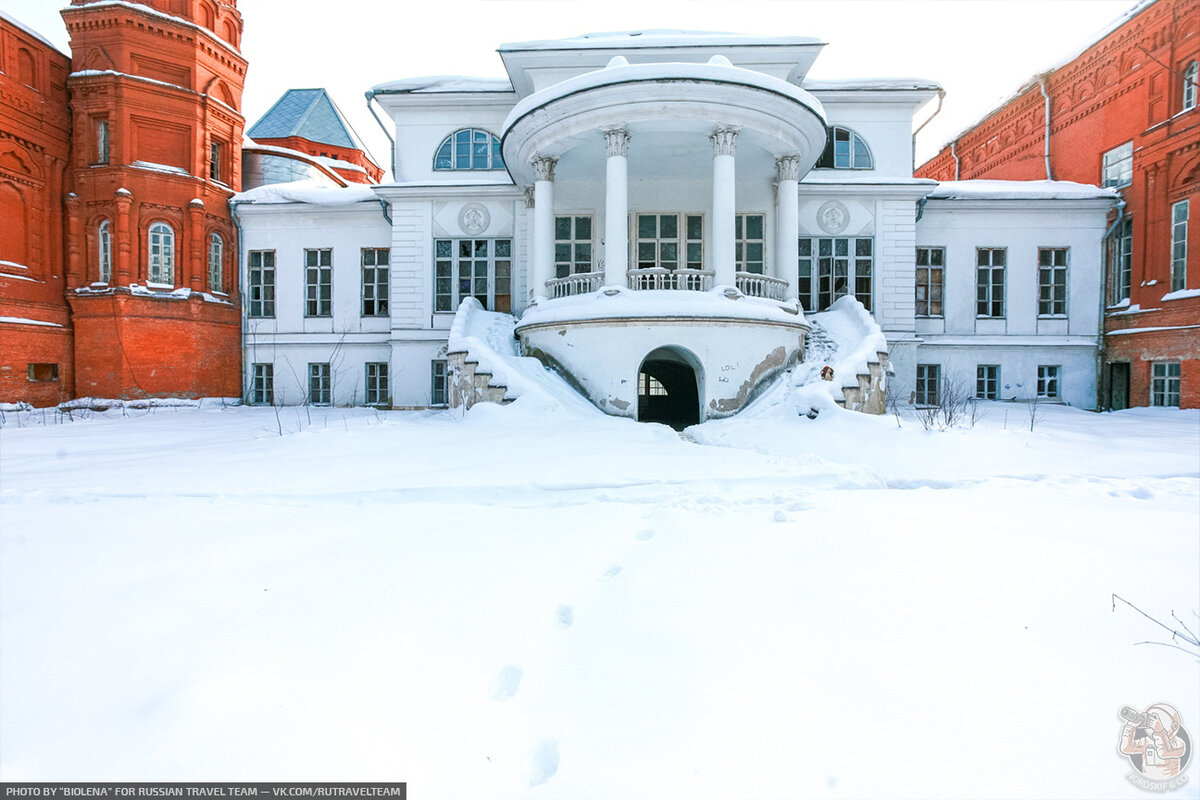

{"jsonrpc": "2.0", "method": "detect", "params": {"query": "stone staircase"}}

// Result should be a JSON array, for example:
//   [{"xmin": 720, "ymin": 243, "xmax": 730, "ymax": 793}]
[
  {"xmin": 802, "ymin": 318, "xmax": 888, "ymax": 415},
  {"xmin": 445, "ymin": 348, "xmax": 512, "ymax": 410}
]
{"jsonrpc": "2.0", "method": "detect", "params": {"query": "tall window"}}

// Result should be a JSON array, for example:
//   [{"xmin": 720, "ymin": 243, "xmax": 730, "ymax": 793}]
[
  {"xmin": 1183, "ymin": 61, "xmax": 1198, "ymax": 112},
  {"xmin": 96, "ymin": 119, "xmax": 110, "ymax": 164},
  {"xmin": 305, "ymin": 249, "xmax": 333, "ymax": 317},
  {"xmin": 148, "ymin": 222, "xmax": 175, "ymax": 285},
  {"xmin": 431, "ymin": 360, "xmax": 448, "ymax": 406},
  {"xmin": 1151, "ymin": 362, "xmax": 1181, "ymax": 407},
  {"xmin": 1038, "ymin": 247, "xmax": 1069, "ymax": 316},
  {"xmin": 915, "ymin": 246, "xmax": 944, "ymax": 317},
  {"xmin": 308, "ymin": 363, "xmax": 331, "ymax": 406},
  {"xmin": 98, "ymin": 220, "xmax": 112, "ymax": 283},
  {"xmin": 915, "ymin": 364, "xmax": 940, "ymax": 406},
  {"xmin": 555, "ymin": 216, "xmax": 593, "ymax": 277},
  {"xmin": 1171, "ymin": 200, "xmax": 1189, "ymax": 292},
  {"xmin": 362, "ymin": 248, "xmax": 389, "ymax": 316},
  {"xmin": 251, "ymin": 363, "xmax": 273, "ymax": 405},
  {"xmin": 434, "ymin": 129, "xmax": 504, "ymax": 171},
  {"xmin": 209, "ymin": 140, "xmax": 224, "ymax": 183},
  {"xmin": 208, "ymin": 233, "xmax": 223, "ymax": 292},
  {"xmin": 816, "ymin": 126, "xmax": 873, "ymax": 169},
  {"xmin": 976, "ymin": 365, "xmax": 1000, "ymax": 400},
  {"xmin": 1037, "ymin": 365, "xmax": 1061, "ymax": 399},
  {"xmin": 976, "ymin": 247, "xmax": 1006, "ymax": 317},
  {"xmin": 636, "ymin": 213, "xmax": 703, "ymax": 271},
  {"xmin": 248, "ymin": 250, "xmax": 275, "ymax": 318},
  {"xmin": 1102, "ymin": 142, "xmax": 1133, "ymax": 188},
  {"xmin": 365, "ymin": 362, "xmax": 389, "ymax": 406},
  {"xmin": 434, "ymin": 238, "xmax": 512, "ymax": 313},
  {"xmin": 799, "ymin": 237, "xmax": 874, "ymax": 312},
  {"xmin": 735, "ymin": 214, "xmax": 765, "ymax": 274},
  {"xmin": 1108, "ymin": 218, "xmax": 1133, "ymax": 304}
]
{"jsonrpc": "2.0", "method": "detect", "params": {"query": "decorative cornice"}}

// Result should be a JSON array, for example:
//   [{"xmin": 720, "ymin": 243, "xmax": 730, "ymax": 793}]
[
  {"xmin": 532, "ymin": 156, "xmax": 557, "ymax": 182},
  {"xmin": 711, "ymin": 127, "xmax": 738, "ymax": 156},
  {"xmin": 775, "ymin": 155, "xmax": 800, "ymax": 181},
  {"xmin": 604, "ymin": 128, "xmax": 630, "ymax": 157}
]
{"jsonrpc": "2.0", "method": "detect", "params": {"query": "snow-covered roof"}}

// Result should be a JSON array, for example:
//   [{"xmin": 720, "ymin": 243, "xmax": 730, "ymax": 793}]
[
  {"xmin": 370, "ymin": 76, "xmax": 514, "ymax": 95},
  {"xmin": 517, "ymin": 286, "xmax": 808, "ymax": 329},
  {"xmin": 926, "ymin": 180, "xmax": 1119, "ymax": 201},
  {"xmin": 0, "ymin": 9, "xmax": 64, "ymax": 53},
  {"xmin": 248, "ymin": 89, "xmax": 369, "ymax": 152},
  {"xmin": 500, "ymin": 30, "xmax": 824, "ymax": 51},
  {"xmin": 801, "ymin": 78, "xmax": 941, "ymax": 92},
  {"xmin": 231, "ymin": 178, "xmax": 378, "ymax": 206},
  {"xmin": 62, "ymin": 1, "xmax": 239, "ymax": 54}
]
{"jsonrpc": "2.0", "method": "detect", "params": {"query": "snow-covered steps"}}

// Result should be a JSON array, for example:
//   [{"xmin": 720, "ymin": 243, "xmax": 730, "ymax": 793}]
[{"xmin": 795, "ymin": 297, "xmax": 889, "ymax": 415}]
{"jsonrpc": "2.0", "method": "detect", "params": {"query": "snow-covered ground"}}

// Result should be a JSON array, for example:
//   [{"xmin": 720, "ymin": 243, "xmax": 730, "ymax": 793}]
[{"xmin": 1, "ymin": 395, "xmax": 1197, "ymax": 798}]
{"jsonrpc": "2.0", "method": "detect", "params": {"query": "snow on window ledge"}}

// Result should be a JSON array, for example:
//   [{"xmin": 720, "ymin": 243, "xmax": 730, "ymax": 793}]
[{"xmin": 1161, "ymin": 288, "xmax": 1200, "ymax": 302}]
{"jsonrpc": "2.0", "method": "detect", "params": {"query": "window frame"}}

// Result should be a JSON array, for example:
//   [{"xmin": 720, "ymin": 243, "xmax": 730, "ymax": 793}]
[
  {"xmin": 248, "ymin": 250, "xmax": 276, "ymax": 318},
  {"xmin": 735, "ymin": 213, "xmax": 766, "ymax": 275},
  {"xmin": 431, "ymin": 359, "xmax": 448, "ymax": 407},
  {"xmin": 208, "ymin": 232, "xmax": 224, "ymax": 293},
  {"xmin": 96, "ymin": 118, "xmax": 110, "ymax": 165},
  {"xmin": 554, "ymin": 215, "xmax": 594, "ymax": 278},
  {"xmin": 251, "ymin": 363, "xmax": 273, "ymax": 405},
  {"xmin": 209, "ymin": 140, "xmax": 224, "ymax": 184},
  {"xmin": 1037, "ymin": 365, "xmax": 1061, "ymax": 399},
  {"xmin": 304, "ymin": 248, "xmax": 333, "ymax": 318},
  {"xmin": 1108, "ymin": 218, "xmax": 1133, "ymax": 304},
  {"xmin": 975, "ymin": 247, "xmax": 1006, "ymax": 318},
  {"xmin": 147, "ymin": 222, "xmax": 175, "ymax": 286},
  {"xmin": 976, "ymin": 365, "xmax": 1000, "ymax": 400},
  {"xmin": 1037, "ymin": 247, "xmax": 1069, "ymax": 317},
  {"xmin": 365, "ymin": 362, "xmax": 389, "ymax": 407},
  {"xmin": 1183, "ymin": 61, "xmax": 1198, "ymax": 112},
  {"xmin": 1171, "ymin": 200, "xmax": 1189, "ymax": 292},
  {"xmin": 799, "ymin": 236, "xmax": 874, "ymax": 313},
  {"xmin": 434, "ymin": 238, "xmax": 513, "ymax": 313},
  {"xmin": 1151, "ymin": 362, "xmax": 1181, "ymax": 407},
  {"xmin": 915, "ymin": 246, "xmax": 945, "ymax": 318},
  {"xmin": 98, "ymin": 220, "xmax": 112, "ymax": 284},
  {"xmin": 1101, "ymin": 142, "xmax": 1133, "ymax": 189},
  {"xmin": 816, "ymin": 126, "xmax": 873, "ymax": 170},
  {"xmin": 635, "ymin": 213, "xmax": 704, "ymax": 271},
  {"xmin": 433, "ymin": 128, "xmax": 505, "ymax": 171},
  {"xmin": 361, "ymin": 247, "xmax": 390, "ymax": 317},
  {"xmin": 915, "ymin": 363, "xmax": 940, "ymax": 406},
  {"xmin": 308, "ymin": 362, "xmax": 331, "ymax": 406},
  {"xmin": 27, "ymin": 363, "xmax": 59, "ymax": 383}
]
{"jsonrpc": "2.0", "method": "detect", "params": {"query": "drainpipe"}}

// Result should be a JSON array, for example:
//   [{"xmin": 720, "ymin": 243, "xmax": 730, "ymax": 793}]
[
  {"xmin": 230, "ymin": 199, "xmax": 248, "ymax": 403},
  {"xmin": 1098, "ymin": 195, "xmax": 1127, "ymax": 409},
  {"xmin": 916, "ymin": 196, "xmax": 928, "ymax": 222},
  {"xmin": 1038, "ymin": 75, "xmax": 1053, "ymax": 181},
  {"xmin": 364, "ymin": 90, "xmax": 396, "ymax": 180},
  {"xmin": 951, "ymin": 140, "xmax": 960, "ymax": 181},
  {"xmin": 911, "ymin": 88, "xmax": 945, "ymax": 174}
]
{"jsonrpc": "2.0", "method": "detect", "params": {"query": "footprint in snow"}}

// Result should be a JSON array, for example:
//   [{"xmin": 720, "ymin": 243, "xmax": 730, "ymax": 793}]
[
  {"xmin": 489, "ymin": 664, "xmax": 523, "ymax": 701},
  {"xmin": 528, "ymin": 739, "xmax": 560, "ymax": 787},
  {"xmin": 634, "ymin": 528, "xmax": 656, "ymax": 541},
  {"xmin": 599, "ymin": 564, "xmax": 622, "ymax": 581},
  {"xmin": 553, "ymin": 604, "xmax": 574, "ymax": 630}
]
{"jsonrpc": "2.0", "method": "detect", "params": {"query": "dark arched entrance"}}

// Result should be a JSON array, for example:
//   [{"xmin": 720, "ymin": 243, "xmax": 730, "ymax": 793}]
[{"xmin": 637, "ymin": 347, "xmax": 702, "ymax": 430}]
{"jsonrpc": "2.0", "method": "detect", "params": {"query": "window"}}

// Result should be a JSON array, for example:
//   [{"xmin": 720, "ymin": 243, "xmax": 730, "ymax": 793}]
[
  {"xmin": 1171, "ymin": 200, "xmax": 1188, "ymax": 292},
  {"xmin": 798, "ymin": 237, "xmax": 874, "ymax": 312},
  {"xmin": 816, "ymin": 126, "xmax": 873, "ymax": 169},
  {"xmin": 434, "ymin": 128, "xmax": 504, "ymax": 171},
  {"xmin": 98, "ymin": 220, "xmax": 112, "ymax": 283},
  {"xmin": 1037, "ymin": 365, "xmax": 1060, "ymax": 399},
  {"xmin": 304, "ymin": 249, "xmax": 332, "ymax": 317},
  {"xmin": 976, "ymin": 365, "xmax": 1000, "ymax": 400},
  {"xmin": 1183, "ymin": 61, "xmax": 1198, "ymax": 112},
  {"xmin": 1108, "ymin": 218, "xmax": 1133, "ymax": 304},
  {"xmin": 555, "ymin": 216, "xmax": 593, "ymax": 278},
  {"xmin": 915, "ymin": 246, "xmax": 944, "ymax": 317},
  {"xmin": 148, "ymin": 222, "xmax": 175, "ymax": 285},
  {"xmin": 1102, "ymin": 142, "xmax": 1133, "ymax": 188},
  {"xmin": 636, "ymin": 213, "xmax": 704, "ymax": 271},
  {"xmin": 639, "ymin": 373, "xmax": 668, "ymax": 397},
  {"xmin": 431, "ymin": 360, "xmax": 448, "ymax": 406},
  {"xmin": 1038, "ymin": 247, "xmax": 1069, "ymax": 316},
  {"xmin": 27, "ymin": 363, "xmax": 58, "ymax": 382},
  {"xmin": 96, "ymin": 119, "xmax": 110, "ymax": 164},
  {"xmin": 209, "ymin": 140, "xmax": 223, "ymax": 183},
  {"xmin": 248, "ymin": 250, "xmax": 275, "ymax": 318},
  {"xmin": 308, "ymin": 363, "xmax": 331, "ymax": 406},
  {"xmin": 735, "ymin": 214, "xmax": 765, "ymax": 274},
  {"xmin": 362, "ymin": 248, "xmax": 389, "ymax": 316},
  {"xmin": 976, "ymin": 248, "xmax": 1006, "ymax": 317},
  {"xmin": 208, "ymin": 233, "xmax": 223, "ymax": 292},
  {"xmin": 1151, "ymin": 362, "xmax": 1181, "ymax": 407},
  {"xmin": 251, "ymin": 363, "xmax": 273, "ymax": 405},
  {"xmin": 365, "ymin": 362, "xmax": 389, "ymax": 406},
  {"xmin": 434, "ymin": 238, "xmax": 512, "ymax": 313},
  {"xmin": 915, "ymin": 364, "xmax": 940, "ymax": 406}
]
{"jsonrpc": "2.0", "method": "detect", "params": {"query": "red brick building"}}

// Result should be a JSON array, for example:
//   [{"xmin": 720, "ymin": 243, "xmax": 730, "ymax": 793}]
[{"xmin": 918, "ymin": 0, "xmax": 1199, "ymax": 408}]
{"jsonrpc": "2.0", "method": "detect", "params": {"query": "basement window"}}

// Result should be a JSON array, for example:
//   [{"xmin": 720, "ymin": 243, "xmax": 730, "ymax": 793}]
[{"xmin": 27, "ymin": 363, "xmax": 59, "ymax": 382}]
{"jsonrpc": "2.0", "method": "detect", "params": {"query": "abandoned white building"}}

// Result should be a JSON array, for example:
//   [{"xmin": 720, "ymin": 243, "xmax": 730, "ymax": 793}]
[{"xmin": 233, "ymin": 30, "xmax": 1115, "ymax": 426}]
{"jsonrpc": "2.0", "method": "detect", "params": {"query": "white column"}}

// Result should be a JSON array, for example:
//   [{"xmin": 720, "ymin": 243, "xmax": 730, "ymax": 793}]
[
  {"xmin": 775, "ymin": 156, "xmax": 800, "ymax": 301},
  {"xmin": 531, "ymin": 156, "xmax": 557, "ymax": 299},
  {"xmin": 603, "ymin": 128, "xmax": 629, "ymax": 287},
  {"xmin": 710, "ymin": 127, "xmax": 738, "ymax": 289}
]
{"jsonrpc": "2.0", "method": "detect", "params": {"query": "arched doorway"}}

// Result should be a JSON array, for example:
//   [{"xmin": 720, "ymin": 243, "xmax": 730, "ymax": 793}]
[{"xmin": 637, "ymin": 347, "xmax": 702, "ymax": 429}]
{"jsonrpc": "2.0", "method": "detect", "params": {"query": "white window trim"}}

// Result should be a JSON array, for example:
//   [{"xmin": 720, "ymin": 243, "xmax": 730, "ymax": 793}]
[
  {"xmin": 915, "ymin": 246, "xmax": 945, "ymax": 318},
  {"xmin": 635, "ymin": 212, "xmax": 704, "ymax": 271},
  {"xmin": 148, "ymin": 222, "xmax": 175, "ymax": 285},
  {"xmin": 1037, "ymin": 246, "xmax": 1069, "ymax": 318},
  {"xmin": 1102, "ymin": 142, "xmax": 1133, "ymax": 189},
  {"xmin": 1171, "ymin": 200, "xmax": 1188, "ymax": 292},
  {"xmin": 976, "ymin": 247, "xmax": 1006, "ymax": 318}
]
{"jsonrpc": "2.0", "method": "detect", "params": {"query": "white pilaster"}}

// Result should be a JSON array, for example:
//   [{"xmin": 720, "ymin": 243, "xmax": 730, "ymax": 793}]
[
  {"xmin": 531, "ymin": 156, "xmax": 557, "ymax": 300},
  {"xmin": 711, "ymin": 127, "xmax": 738, "ymax": 289},
  {"xmin": 775, "ymin": 156, "xmax": 800, "ymax": 302},
  {"xmin": 604, "ymin": 129, "xmax": 630, "ymax": 287}
]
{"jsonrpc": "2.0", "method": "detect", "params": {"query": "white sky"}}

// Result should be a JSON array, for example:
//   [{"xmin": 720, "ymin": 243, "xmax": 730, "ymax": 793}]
[{"xmin": 4, "ymin": 0, "xmax": 1140, "ymax": 174}]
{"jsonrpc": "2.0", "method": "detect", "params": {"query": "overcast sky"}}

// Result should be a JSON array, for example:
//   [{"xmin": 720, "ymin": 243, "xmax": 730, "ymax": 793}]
[{"xmin": 5, "ymin": 0, "xmax": 1140, "ymax": 174}]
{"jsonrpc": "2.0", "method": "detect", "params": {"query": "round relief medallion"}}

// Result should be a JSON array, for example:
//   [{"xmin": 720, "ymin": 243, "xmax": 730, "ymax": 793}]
[
  {"xmin": 816, "ymin": 200, "xmax": 850, "ymax": 235},
  {"xmin": 458, "ymin": 203, "xmax": 491, "ymax": 235}
]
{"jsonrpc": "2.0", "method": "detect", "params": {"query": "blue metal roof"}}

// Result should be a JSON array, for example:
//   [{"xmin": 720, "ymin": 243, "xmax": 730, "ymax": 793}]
[{"xmin": 247, "ymin": 88, "xmax": 365, "ymax": 151}]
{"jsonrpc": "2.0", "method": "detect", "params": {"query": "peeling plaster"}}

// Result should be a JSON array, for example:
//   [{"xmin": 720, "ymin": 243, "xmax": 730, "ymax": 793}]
[{"xmin": 709, "ymin": 345, "xmax": 787, "ymax": 414}]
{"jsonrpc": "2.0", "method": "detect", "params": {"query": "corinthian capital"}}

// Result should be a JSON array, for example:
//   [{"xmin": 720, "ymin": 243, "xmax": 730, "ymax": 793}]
[
  {"xmin": 532, "ymin": 156, "xmax": 558, "ymax": 182},
  {"xmin": 776, "ymin": 155, "xmax": 801, "ymax": 182},
  {"xmin": 604, "ymin": 128, "xmax": 630, "ymax": 157},
  {"xmin": 710, "ymin": 127, "xmax": 739, "ymax": 156}
]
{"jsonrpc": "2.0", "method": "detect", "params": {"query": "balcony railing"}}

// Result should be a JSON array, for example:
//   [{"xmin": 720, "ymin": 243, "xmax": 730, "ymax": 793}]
[
  {"xmin": 736, "ymin": 272, "xmax": 789, "ymax": 301},
  {"xmin": 546, "ymin": 271, "xmax": 603, "ymax": 298},
  {"xmin": 627, "ymin": 268, "xmax": 714, "ymax": 292}
]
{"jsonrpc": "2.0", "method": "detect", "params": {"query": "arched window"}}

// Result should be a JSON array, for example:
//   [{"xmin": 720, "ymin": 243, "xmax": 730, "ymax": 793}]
[
  {"xmin": 98, "ymin": 220, "xmax": 112, "ymax": 283},
  {"xmin": 817, "ymin": 126, "xmax": 873, "ymax": 169},
  {"xmin": 1184, "ymin": 61, "xmax": 1198, "ymax": 112},
  {"xmin": 148, "ymin": 222, "xmax": 175, "ymax": 285},
  {"xmin": 208, "ymin": 233, "xmax": 224, "ymax": 291},
  {"xmin": 434, "ymin": 128, "xmax": 504, "ymax": 171}
]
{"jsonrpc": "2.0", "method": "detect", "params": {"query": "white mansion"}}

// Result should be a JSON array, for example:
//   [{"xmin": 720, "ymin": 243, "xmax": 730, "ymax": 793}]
[{"xmin": 234, "ymin": 31, "xmax": 1115, "ymax": 424}]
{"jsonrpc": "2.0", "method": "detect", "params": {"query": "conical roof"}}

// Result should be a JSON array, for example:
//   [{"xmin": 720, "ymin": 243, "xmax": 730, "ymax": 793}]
[{"xmin": 247, "ymin": 88, "xmax": 366, "ymax": 151}]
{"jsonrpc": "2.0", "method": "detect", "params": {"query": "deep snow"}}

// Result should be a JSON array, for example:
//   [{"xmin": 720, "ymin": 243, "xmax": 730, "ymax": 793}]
[{"xmin": 1, "ymin": 396, "xmax": 1197, "ymax": 798}]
